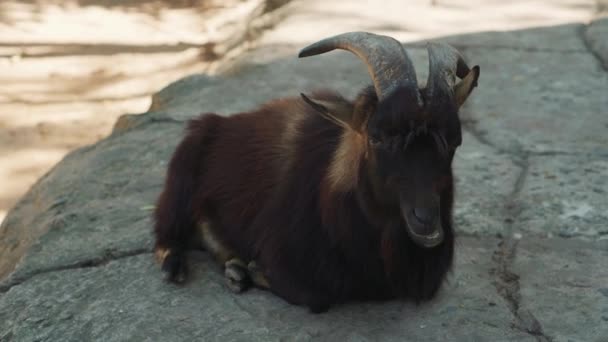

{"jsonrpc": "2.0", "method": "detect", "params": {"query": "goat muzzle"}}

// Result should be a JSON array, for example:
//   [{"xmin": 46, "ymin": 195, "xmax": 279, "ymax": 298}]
[{"xmin": 401, "ymin": 200, "xmax": 444, "ymax": 248}]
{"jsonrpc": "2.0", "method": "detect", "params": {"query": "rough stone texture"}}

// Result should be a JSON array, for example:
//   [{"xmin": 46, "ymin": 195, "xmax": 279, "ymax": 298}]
[
  {"xmin": 514, "ymin": 238, "xmax": 608, "ymax": 342},
  {"xmin": 1, "ymin": 0, "xmax": 607, "ymax": 341},
  {"xmin": 437, "ymin": 23, "xmax": 589, "ymax": 52},
  {"xmin": 516, "ymin": 155, "xmax": 608, "ymax": 239},
  {"xmin": 452, "ymin": 131, "xmax": 521, "ymax": 236},
  {"xmin": 0, "ymin": 238, "xmax": 534, "ymax": 342},
  {"xmin": 460, "ymin": 48, "xmax": 608, "ymax": 154},
  {"xmin": 0, "ymin": 116, "xmax": 181, "ymax": 288},
  {"xmin": 586, "ymin": 17, "xmax": 608, "ymax": 71}
]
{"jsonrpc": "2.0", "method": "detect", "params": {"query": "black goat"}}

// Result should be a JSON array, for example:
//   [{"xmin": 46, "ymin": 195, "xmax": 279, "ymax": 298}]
[{"xmin": 153, "ymin": 31, "xmax": 480, "ymax": 313}]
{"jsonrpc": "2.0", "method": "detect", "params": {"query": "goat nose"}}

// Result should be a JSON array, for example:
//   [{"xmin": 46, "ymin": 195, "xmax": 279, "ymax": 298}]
[{"xmin": 413, "ymin": 207, "xmax": 434, "ymax": 224}]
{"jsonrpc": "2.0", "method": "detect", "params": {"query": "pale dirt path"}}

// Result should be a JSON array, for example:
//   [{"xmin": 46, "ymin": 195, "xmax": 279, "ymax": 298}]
[{"xmin": 0, "ymin": 0, "xmax": 285, "ymax": 224}]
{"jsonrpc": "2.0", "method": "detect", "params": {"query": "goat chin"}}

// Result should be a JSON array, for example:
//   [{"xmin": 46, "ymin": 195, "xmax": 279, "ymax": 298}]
[{"xmin": 400, "ymin": 203, "xmax": 444, "ymax": 248}]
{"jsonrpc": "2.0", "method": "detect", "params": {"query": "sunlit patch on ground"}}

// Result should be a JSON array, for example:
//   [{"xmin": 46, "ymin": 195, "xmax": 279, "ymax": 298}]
[{"xmin": 0, "ymin": 0, "xmax": 273, "ymax": 225}]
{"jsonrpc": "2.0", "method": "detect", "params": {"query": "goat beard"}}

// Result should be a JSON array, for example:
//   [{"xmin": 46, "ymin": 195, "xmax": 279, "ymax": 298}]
[
  {"xmin": 380, "ymin": 219, "xmax": 445, "ymax": 297},
  {"xmin": 380, "ymin": 221, "xmax": 414, "ymax": 296}
]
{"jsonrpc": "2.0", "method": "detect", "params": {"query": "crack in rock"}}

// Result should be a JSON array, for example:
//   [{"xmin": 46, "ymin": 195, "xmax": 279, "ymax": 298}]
[
  {"xmin": 580, "ymin": 22, "xmax": 608, "ymax": 72},
  {"xmin": 111, "ymin": 111, "xmax": 183, "ymax": 135},
  {"xmin": 461, "ymin": 111, "xmax": 608, "ymax": 161},
  {"xmin": 529, "ymin": 150, "xmax": 608, "ymax": 158},
  {"xmin": 490, "ymin": 156, "xmax": 553, "ymax": 342},
  {"xmin": 462, "ymin": 122, "xmax": 608, "ymax": 159},
  {"xmin": 491, "ymin": 240, "xmax": 551, "ymax": 341},
  {"xmin": 509, "ymin": 154, "xmax": 529, "ymax": 198},
  {"xmin": 461, "ymin": 119, "xmax": 499, "ymax": 151},
  {"xmin": 0, "ymin": 248, "xmax": 151, "ymax": 295},
  {"xmin": 458, "ymin": 97, "xmax": 552, "ymax": 341},
  {"xmin": 460, "ymin": 119, "xmax": 527, "ymax": 165}
]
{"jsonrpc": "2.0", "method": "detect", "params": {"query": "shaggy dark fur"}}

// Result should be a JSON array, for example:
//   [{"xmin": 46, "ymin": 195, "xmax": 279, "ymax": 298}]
[{"xmin": 153, "ymin": 82, "xmax": 467, "ymax": 313}]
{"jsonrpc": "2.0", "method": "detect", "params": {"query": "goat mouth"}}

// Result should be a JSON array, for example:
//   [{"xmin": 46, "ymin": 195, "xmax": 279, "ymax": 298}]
[
  {"xmin": 401, "ymin": 205, "xmax": 444, "ymax": 248},
  {"xmin": 406, "ymin": 223, "xmax": 444, "ymax": 248}
]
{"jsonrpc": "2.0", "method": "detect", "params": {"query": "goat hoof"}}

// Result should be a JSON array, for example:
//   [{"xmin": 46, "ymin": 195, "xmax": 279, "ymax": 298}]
[
  {"xmin": 159, "ymin": 249, "xmax": 188, "ymax": 284},
  {"xmin": 224, "ymin": 259, "xmax": 251, "ymax": 293}
]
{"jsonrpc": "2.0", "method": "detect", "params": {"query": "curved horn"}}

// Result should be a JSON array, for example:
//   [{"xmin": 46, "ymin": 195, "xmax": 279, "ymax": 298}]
[
  {"xmin": 425, "ymin": 42, "xmax": 475, "ymax": 107},
  {"xmin": 299, "ymin": 31, "xmax": 421, "ymax": 105}
]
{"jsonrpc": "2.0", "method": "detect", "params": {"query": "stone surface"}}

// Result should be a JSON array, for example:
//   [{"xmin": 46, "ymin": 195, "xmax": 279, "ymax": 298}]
[
  {"xmin": 0, "ymin": 238, "xmax": 534, "ymax": 342},
  {"xmin": 586, "ymin": 16, "xmax": 608, "ymax": 70},
  {"xmin": 1, "ymin": 0, "xmax": 607, "ymax": 341},
  {"xmin": 437, "ymin": 23, "xmax": 589, "ymax": 52},
  {"xmin": 460, "ymin": 48, "xmax": 608, "ymax": 154},
  {"xmin": 0, "ymin": 115, "xmax": 181, "ymax": 287},
  {"xmin": 514, "ymin": 238, "xmax": 608, "ymax": 342},
  {"xmin": 452, "ymin": 132, "xmax": 521, "ymax": 236},
  {"xmin": 516, "ymin": 155, "xmax": 608, "ymax": 239}
]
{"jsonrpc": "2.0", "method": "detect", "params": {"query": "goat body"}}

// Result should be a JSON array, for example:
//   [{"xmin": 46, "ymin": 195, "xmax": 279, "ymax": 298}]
[
  {"xmin": 153, "ymin": 32, "xmax": 479, "ymax": 313},
  {"xmin": 154, "ymin": 91, "xmax": 453, "ymax": 312}
]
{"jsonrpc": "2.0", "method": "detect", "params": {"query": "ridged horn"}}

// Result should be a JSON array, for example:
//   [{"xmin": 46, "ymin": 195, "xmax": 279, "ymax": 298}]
[
  {"xmin": 425, "ymin": 42, "xmax": 474, "ymax": 107},
  {"xmin": 299, "ymin": 31, "xmax": 421, "ymax": 105}
]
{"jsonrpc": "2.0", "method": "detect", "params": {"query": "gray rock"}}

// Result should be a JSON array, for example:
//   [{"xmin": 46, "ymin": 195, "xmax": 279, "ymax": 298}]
[
  {"xmin": 516, "ymin": 155, "xmax": 608, "ymax": 239},
  {"xmin": 437, "ymin": 23, "xmax": 589, "ymax": 52},
  {"xmin": 585, "ymin": 17, "xmax": 608, "ymax": 70},
  {"xmin": 0, "ymin": 114, "xmax": 183, "ymax": 286},
  {"xmin": 460, "ymin": 48, "xmax": 608, "ymax": 154},
  {"xmin": 0, "ymin": 238, "xmax": 532, "ymax": 342},
  {"xmin": 452, "ymin": 132, "xmax": 521, "ymax": 236},
  {"xmin": 513, "ymin": 238, "xmax": 608, "ymax": 341}
]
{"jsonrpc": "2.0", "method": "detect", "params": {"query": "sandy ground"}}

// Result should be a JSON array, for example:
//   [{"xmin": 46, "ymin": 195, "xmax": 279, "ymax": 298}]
[{"xmin": 0, "ymin": 0, "xmax": 270, "ymax": 224}]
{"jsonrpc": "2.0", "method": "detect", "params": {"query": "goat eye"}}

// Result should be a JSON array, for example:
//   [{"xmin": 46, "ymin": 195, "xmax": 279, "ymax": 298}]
[{"xmin": 369, "ymin": 136, "xmax": 382, "ymax": 146}]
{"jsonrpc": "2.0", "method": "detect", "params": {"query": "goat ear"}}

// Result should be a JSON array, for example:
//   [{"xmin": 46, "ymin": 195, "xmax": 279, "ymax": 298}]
[
  {"xmin": 454, "ymin": 65, "xmax": 480, "ymax": 108},
  {"xmin": 300, "ymin": 93, "xmax": 356, "ymax": 130}
]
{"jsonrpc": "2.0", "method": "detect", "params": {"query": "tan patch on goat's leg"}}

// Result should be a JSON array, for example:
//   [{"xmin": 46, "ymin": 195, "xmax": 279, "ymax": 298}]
[
  {"xmin": 247, "ymin": 261, "xmax": 270, "ymax": 289},
  {"xmin": 198, "ymin": 222, "xmax": 254, "ymax": 292},
  {"xmin": 198, "ymin": 222, "xmax": 234, "ymax": 263},
  {"xmin": 154, "ymin": 247, "xmax": 170, "ymax": 265}
]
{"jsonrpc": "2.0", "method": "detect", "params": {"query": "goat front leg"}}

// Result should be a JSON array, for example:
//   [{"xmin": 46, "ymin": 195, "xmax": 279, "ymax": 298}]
[
  {"xmin": 199, "ymin": 222, "xmax": 256, "ymax": 293},
  {"xmin": 224, "ymin": 258, "xmax": 252, "ymax": 293}
]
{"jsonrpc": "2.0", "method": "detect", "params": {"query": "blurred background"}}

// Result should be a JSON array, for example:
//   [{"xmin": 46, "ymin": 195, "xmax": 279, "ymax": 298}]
[
  {"xmin": 0, "ymin": 0, "xmax": 291, "ymax": 224},
  {"xmin": 0, "ymin": 0, "xmax": 603, "ymax": 226},
  {"xmin": 0, "ymin": 1, "xmax": 607, "ymax": 339}
]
